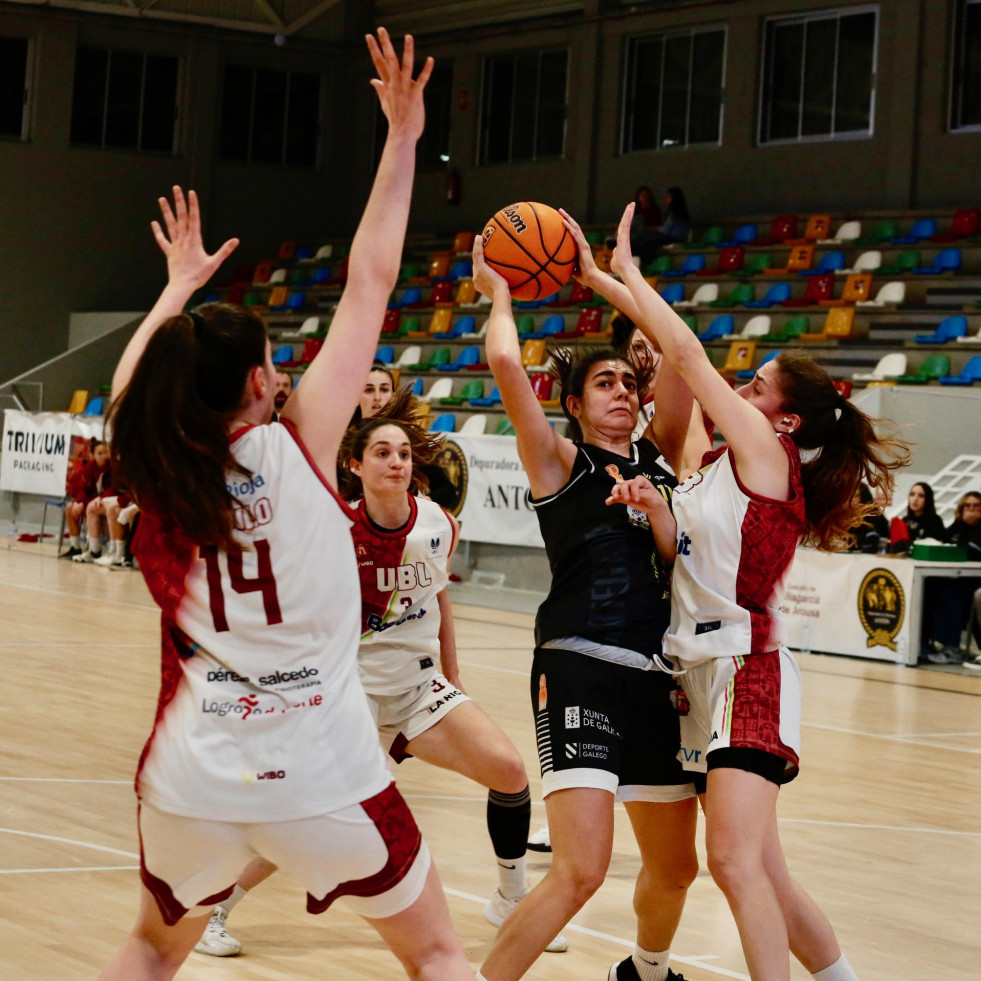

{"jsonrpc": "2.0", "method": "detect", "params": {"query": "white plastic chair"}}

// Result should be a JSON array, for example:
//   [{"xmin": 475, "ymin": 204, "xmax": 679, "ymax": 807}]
[
  {"xmin": 269, "ymin": 268, "xmax": 287, "ymax": 285},
  {"xmin": 458, "ymin": 317, "xmax": 488, "ymax": 339},
  {"xmin": 459, "ymin": 413, "xmax": 488, "ymax": 435},
  {"xmin": 299, "ymin": 316, "xmax": 320, "ymax": 336},
  {"xmin": 396, "ymin": 345, "xmax": 421, "ymax": 367},
  {"xmin": 842, "ymin": 250, "xmax": 882, "ymax": 275},
  {"xmin": 421, "ymin": 378, "xmax": 453, "ymax": 402},
  {"xmin": 674, "ymin": 283, "xmax": 719, "ymax": 309},
  {"xmin": 723, "ymin": 315, "xmax": 771, "ymax": 341},
  {"xmin": 314, "ymin": 244, "xmax": 333, "ymax": 261},
  {"xmin": 856, "ymin": 281, "xmax": 905, "ymax": 307},
  {"xmin": 820, "ymin": 220, "xmax": 861, "ymax": 244},
  {"xmin": 853, "ymin": 352, "xmax": 907, "ymax": 381},
  {"xmin": 957, "ymin": 326, "xmax": 981, "ymax": 343}
]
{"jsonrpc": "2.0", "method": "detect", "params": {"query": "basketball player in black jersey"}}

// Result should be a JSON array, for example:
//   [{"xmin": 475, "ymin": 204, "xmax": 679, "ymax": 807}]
[{"xmin": 472, "ymin": 231, "xmax": 705, "ymax": 981}]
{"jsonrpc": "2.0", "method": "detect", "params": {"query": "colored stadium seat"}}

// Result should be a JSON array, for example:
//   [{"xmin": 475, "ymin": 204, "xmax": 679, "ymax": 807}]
[
  {"xmin": 897, "ymin": 354, "xmax": 950, "ymax": 384},
  {"xmin": 736, "ymin": 348, "xmax": 780, "ymax": 380},
  {"xmin": 932, "ymin": 209, "xmax": 980, "ymax": 243},
  {"xmin": 856, "ymin": 281, "xmax": 906, "ymax": 307},
  {"xmin": 441, "ymin": 379, "xmax": 485, "ymax": 405},
  {"xmin": 914, "ymin": 315, "xmax": 968, "ymax": 344},
  {"xmin": 437, "ymin": 346, "xmax": 481, "ymax": 371},
  {"xmin": 685, "ymin": 225, "xmax": 724, "ymax": 250},
  {"xmin": 877, "ymin": 248, "xmax": 920, "ymax": 275},
  {"xmin": 781, "ymin": 274, "xmax": 835, "ymax": 308},
  {"xmin": 820, "ymin": 274, "xmax": 874, "ymax": 306},
  {"xmin": 939, "ymin": 356, "xmax": 981, "ymax": 385},
  {"xmin": 892, "ymin": 218, "xmax": 936, "ymax": 244},
  {"xmin": 801, "ymin": 250, "xmax": 845, "ymax": 276},
  {"xmin": 430, "ymin": 412, "xmax": 456, "ymax": 432},
  {"xmin": 698, "ymin": 315, "xmax": 734, "ymax": 341},
  {"xmin": 786, "ymin": 214, "xmax": 831, "ymax": 244},
  {"xmin": 719, "ymin": 341, "xmax": 758, "ymax": 374},
  {"xmin": 663, "ymin": 254, "xmax": 706, "ymax": 277},
  {"xmin": 674, "ymin": 283, "xmax": 719, "ymax": 308},
  {"xmin": 710, "ymin": 283, "xmax": 754, "ymax": 307},
  {"xmin": 853, "ymin": 353, "xmax": 907, "ymax": 382},
  {"xmin": 752, "ymin": 215, "xmax": 798, "ymax": 246},
  {"xmin": 914, "ymin": 248, "xmax": 962, "ymax": 275},
  {"xmin": 459, "ymin": 413, "xmax": 488, "ymax": 435},
  {"xmin": 744, "ymin": 283, "xmax": 791, "ymax": 308},
  {"xmin": 762, "ymin": 315, "xmax": 809, "ymax": 342},
  {"xmin": 765, "ymin": 244, "xmax": 814, "ymax": 275},
  {"xmin": 698, "ymin": 246, "xmax": 745, "ymax": 277}
]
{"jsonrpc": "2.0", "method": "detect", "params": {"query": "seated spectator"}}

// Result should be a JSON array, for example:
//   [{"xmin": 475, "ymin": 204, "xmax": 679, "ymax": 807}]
[
  {"xmin": 632, "ymin": 186, "xmax": 691, "ymax": 266},
  {"xmin": 629, "ymin": 185, "xmax": 663, "ymax": 246},
  {"xmin": 891, "ymin": 481, "xmax": 946, "ymax": 553},
  {"xmin": 271, "ymin": 369, "xmax": 293, "ymax": 420},
  {"xmin": 847, "ymin": 483, "xmax": 890, "ymax": 552},
  {"xmin": 61, "ymin": 439, "xmax": 109, "ymax": 559},
  {"xmin": 922, "ymin": 490, "xmax": 981, "ymax": 664}
]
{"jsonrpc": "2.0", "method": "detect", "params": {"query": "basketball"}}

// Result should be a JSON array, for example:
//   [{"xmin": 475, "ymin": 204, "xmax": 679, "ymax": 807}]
[{"xmin": 480, "ymin": 202, "xmax": 577, "ymax": 301}]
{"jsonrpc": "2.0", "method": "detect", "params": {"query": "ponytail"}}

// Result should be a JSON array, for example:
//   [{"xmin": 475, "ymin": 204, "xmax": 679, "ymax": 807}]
[
  {"xmin": 775, "ymin": 352, "xmax": 910, "ymax": 550},
  {"xmin": 107, "ymin": 303, "xmax": 268, "ymax": 553}
]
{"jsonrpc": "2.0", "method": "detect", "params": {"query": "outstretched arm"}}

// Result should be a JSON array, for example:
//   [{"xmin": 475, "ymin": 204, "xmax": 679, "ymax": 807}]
[
  {"xmin": 474, "ymin": 238, "xmax": 575, "ymax": 498},
  {"xmin": 562, "ymin": 207, "xmax": 700, "ymax": 475},
  {"xmin": 112, "ymin": 188, "xmax": 239, "ymax": 403},
  {"xmin": 282, "ymin": 29, "xmax": 433, "ymax": 481},
  {"xmin": 606, "ymin": 476, "xmax": 677, "ymax": 565},
  {"xmin": 610, "ymin": 204, "xmax": 790, "ymax": 498}
]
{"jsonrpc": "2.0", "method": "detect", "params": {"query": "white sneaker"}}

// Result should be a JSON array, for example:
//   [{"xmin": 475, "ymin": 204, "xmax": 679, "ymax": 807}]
[
  {"xmin": 484, "ymin": 889, "xmax": 568, "ymax": 953},
  {"xmin": 194, "ymin": 905, "xmax": 242, "ymax": 957},
  {"xmin": 963, "ymin": 655, "xmax": 981, "ymax": 671},
  {"xmin": 527, "ymin": 825, "xmax": 551, "ymax": 852},
  {"xmin": 93, "ymin": 552, "xmax": 117, "ymax": 567},
  {"xmin": 72, "ymin": 550, "xmax": 100, "ymax": 563}
]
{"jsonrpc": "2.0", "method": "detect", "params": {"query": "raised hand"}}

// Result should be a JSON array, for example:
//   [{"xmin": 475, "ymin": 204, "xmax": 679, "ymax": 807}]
[
  {"xmin": 559, "ymin": 208, "xmax": 601, "ymax": 286},
  {"xmin": 606, "ymin": 474, "xmax": 666, "ymax": 516},
  {"xmin": 366, "ymin": 28, "xmax": 433, "ymax": 142},
  {"xmin": 472, "ymin": 234, "xmax": 510, "ymax": 299},
  {"xmin": 609, "ymin": 202, "xmax": 638, "ymax": 282},
  {"xmin": 150, "ymin": 187, "xmax": 239, "ymax": 291}
]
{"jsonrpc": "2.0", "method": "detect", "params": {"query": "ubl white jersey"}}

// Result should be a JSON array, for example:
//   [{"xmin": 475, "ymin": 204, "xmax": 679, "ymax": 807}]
[
  {"xmin": 353, "ymin": 495, "xmax": 457, "ymax": 694},
  {"xmin": 664, "ymin": 435, "xmax": 806, "ymax": 666},
  {"xmin": 133, "ymin": 421, "xmax": 389, "ymax": 823}
]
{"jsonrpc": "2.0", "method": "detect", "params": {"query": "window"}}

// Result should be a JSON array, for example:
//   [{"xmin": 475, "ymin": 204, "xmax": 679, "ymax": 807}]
[
  {"xmin": 220, "ymin": 65, "xmax": 321, "ymax": 167},
  {"xmin": 70, "ymin": 46, "xmax": 178, "ymax": 153},
  {"xmin": 0, "ymin": 36, "xmax": 31, "ymax": 140},
  {"xmin": 621, "ymin": 27, "xmax": 725, "ymax": 153},
  {"xmin": 419, "ymin": 61, "xmax": 453, "ymax": 169},
  {"xmin": 952, "ymin": 0, "xmax": 981, "ymax": 129},
  {"xmin": 480, "ymin": 50, "xmax": 567, "ymax": 165},
  {"xmin": 759, "ymin": 7, "xmax": 877, "ymax": 144}
]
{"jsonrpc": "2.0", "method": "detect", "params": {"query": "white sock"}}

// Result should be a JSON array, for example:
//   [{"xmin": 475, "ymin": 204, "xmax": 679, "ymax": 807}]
[
  {"xmin": 70, "ymin": 535, "xmax": 80, "ymax": 549},
  {"xmin": 88, "ymin": 538, "xmax": 103, "ymax": 556},
  {"xmin": 813, "ymin": 954, "xmax": 859, "ymax": 981},
  {"xmin": 113, "ymin": 539, "xmax": 125, "ymax": 559},
  {"xmin": 497, "ymin": 855, "xmax": 527, "ymax": 899},
  {"xmin": 220, "ymin": 884, "xmax": 248, "ymax": 912},
  {"xmin": 631, "ymin": 946, "xmax": 671, "ymax": 981}
]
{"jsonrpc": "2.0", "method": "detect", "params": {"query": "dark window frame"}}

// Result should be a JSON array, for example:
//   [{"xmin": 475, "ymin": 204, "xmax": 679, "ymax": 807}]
[
  {"xmin": 758, "ymin": 5, "xmax": 879, "ymax": 146},
  {"xmin": 478, "ymin": 48, "xmax": 569, "ymax": 166},
  {"xmin": 620, "ymin": 25, "xmax": 727, "ymax": 154},
  {"xmin": 69, "ymin": 44, "xmax": 180, "ymax": 155},
  {"xmin": 951, "ymin": 0, "xmax": 981, "ymax": 131},
  {"xmin": 0, "ymin": 35, "xmax": 33, "ymax": 142},
  {"xmin": 219, "ymin": 63, "xmax": 323, "ymax": 168}
]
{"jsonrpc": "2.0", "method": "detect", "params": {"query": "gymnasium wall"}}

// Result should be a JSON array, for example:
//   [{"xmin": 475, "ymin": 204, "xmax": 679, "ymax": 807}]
[{"xmin": 2, "ymin": 0, "xmax": 980, "ymax": 382}]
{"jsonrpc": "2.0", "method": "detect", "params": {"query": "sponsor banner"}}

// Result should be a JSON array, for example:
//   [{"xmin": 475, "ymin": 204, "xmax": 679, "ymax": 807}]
[
  {"xmin": 1, "ymin": 411, "xmax": 105, "ymax": 496},
  {"xmin": 782, "ymin": 549, "xmax": 916, "ymax": 663},
  {"xmin": 434, "ymin": 434, "xmax": 544, "ymax": 548}
]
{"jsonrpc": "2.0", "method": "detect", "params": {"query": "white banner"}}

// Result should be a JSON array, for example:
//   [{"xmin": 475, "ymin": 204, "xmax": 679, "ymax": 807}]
[
  {"xmin": 782, "ymin": 549, "xmax": 917, "ymax": 663},
  {"xmin": 1, "ymin": 411, "xmax": 107, "ymax": 496},
  {"xmin": 1, "ymin": 410, "xmax": 73, "ymax": 495},
  {"xmin": 437, "ymin": 434, "xmax": 544, "ymax": 548}
]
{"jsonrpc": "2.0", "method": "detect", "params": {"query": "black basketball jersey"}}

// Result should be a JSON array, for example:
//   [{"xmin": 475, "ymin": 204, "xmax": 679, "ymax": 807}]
[{"xmin": 533, "ymin": 439, "xmax": 675, "ymax": 659}]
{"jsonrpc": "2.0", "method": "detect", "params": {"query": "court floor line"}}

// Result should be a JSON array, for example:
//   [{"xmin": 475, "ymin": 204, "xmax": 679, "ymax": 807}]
[
  {"xmin": 443, "ymin": 886, "xmax": 751, "ymax": 980},
  {"xmin": 803, "ymin": 720, "xmax": 981, "ymax": 754},
  {"xmin": 0, "ymin": 577, "xmax": 156, "ymax": 611},
  {"xmin": 0, "ymin": 777, "xmax": 131, "ymax": 784},
  {"xmin": 0, "ymin": 824, "xmax": 749, "ymax": 978},
  {"xmin": 1, "ymin": 865, "xmax": 139, "ymax": 874}
]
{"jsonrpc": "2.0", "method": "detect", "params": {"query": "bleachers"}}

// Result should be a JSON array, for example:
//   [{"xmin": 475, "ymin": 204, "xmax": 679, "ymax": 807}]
[{"xmin": 202, "ymin": 208, "xmax": 981, "ymax": 435}]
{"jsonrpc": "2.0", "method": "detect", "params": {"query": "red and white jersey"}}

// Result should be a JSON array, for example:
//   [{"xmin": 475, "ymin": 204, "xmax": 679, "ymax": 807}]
[
  {"xmin": 133, "ymin": 421, "xmax": 389, "ymax": 823},
  {"xmin": 353, "ymin": 495, "xmax": 457, "ymax": 695},
  {"xmin": 664, "ymin": 434, "xmax": 806, "ymax": 666}
]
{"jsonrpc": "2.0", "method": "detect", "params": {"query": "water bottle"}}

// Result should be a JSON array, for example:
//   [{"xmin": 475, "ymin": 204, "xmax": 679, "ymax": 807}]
[{"xmin": 6, "ymin": 519, "xmax": 17, "ymax": 550}]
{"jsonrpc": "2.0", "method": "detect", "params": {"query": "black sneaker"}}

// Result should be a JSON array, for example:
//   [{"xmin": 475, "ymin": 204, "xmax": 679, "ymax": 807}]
[
  {"xmin": 59, "ymin": 546, "xmax": 82, "ymax": 559},
  {"xmin": 608, "ymin": 959, "xmax": 687, "ymax": 981}
]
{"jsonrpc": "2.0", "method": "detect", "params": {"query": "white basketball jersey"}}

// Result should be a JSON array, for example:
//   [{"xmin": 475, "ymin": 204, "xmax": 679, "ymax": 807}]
[
  {"xmin": 664, "ymin": 435, "xmax": 806, "ymax": 666},
  {"xmin": 353, "ymin": 495, "xmax": 456, "ymax": 694},
  {"xmin": 134, "ymin": 421, "xmax": 389, "ymax": 822}
]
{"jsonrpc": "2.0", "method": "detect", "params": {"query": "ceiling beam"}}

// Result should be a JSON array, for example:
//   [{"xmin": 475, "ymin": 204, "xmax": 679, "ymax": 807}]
[
  {"xmin": 284, "ymin": 0, "xmax": 343, "ymax": 37},
  {"xmin": 252, "ymin": 0, "xmax": 285, "ymax": 30}
]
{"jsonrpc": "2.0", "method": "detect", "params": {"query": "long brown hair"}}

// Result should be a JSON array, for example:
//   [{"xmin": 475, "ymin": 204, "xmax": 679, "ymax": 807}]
[
  {"xmin": 773, "ymin": 352, "xmax": 910, "ymax": 549},
  {"xmin": 548, "ymin": 344, "xmax": 654, "ymax": 442},
  {"xmin": 339, "ymin": 385, "xmax": 444, "ymax": 500},
  {"xmin": 107, "ymin": 303, "xmax": 268, "ymax": 553}
]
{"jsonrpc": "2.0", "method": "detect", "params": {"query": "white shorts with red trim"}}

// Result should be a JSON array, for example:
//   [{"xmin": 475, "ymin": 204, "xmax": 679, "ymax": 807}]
[
  {"xmin": 138, "ymin": 782, "xmax": 430, "ymax": 925},
  {"xmin": 676, "ymin": 649, "xmax": 801, "ymax": 778},
  {"xmin": 369, "ymin": 673, "xmax": 471, "ymax": 763}
]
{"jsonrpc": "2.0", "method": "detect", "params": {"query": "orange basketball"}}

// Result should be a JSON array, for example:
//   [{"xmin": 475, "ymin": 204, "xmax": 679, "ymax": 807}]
[{"xmin": 480, "ymin": 202, "xmax": 577, "ymax": 301}]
